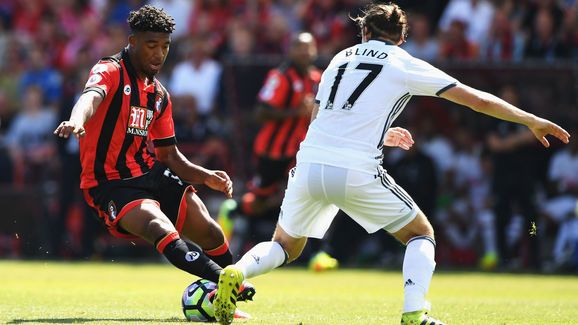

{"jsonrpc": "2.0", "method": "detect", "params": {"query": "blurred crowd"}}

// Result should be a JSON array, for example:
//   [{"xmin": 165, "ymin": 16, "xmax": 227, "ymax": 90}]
[{"xmin": 0, "ymin": 0, "xmax": 577, "ymax": 273}]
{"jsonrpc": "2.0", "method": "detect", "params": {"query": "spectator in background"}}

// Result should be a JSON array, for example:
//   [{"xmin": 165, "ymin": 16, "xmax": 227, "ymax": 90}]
[
  {"xmin": 4, "ymin": 85, "xmax": 57, "ymax": 185},
  {"xmin": 19, "ymin": 46, "xmax": 63, "ymax": 107},
  {"xmin": 445, "ymin": 127, "xmax": 498, "ymax": 269},
  {"xmin": 439, "ymin": 19, "xmax": 479, "ymax": 61},
  {"xmin": 524, "ymin": 8, "xmax": 566, "ymax": 61},
  {"xmin": 189, "ymin": 0, "xmax": 232, "ymax": 53},
  {"xmin": 438, "ymin": 0, "xmax": 495, "ymax": 47},
  {"xmin": 556, "ymin": 4, "xmax": 578, "ymax": 58},
  {"xmin": 540, "ymin": 128, "xmax": 578, "ymax": 268},
  {"xmin": 148, "ymin": 0, "xmax": 194, "ymax": 40},
  {"xmin": 401, "ymin": 12, "xmax": 439, "ymax": 62},
  {"xmin": 388, "ymin": 129, "xmax": 438, "ymax": 218},
  {"xmin": 169, "ymin": 36, "xmax": 222, "ymax": 118},
  {"xmin": 254, "ymin": 12, "xmax": 290, "ymax": 55},
  {"xmin": 301, "ymin": 0, "xmax": 355, "ymax": 56},
  {"xmin": 480, "ymin": 4, "xmax": 525, "ymax": 62},
  {"xmin": 11, "ymin": 0, "xmax": 46, "ymax": 41}
]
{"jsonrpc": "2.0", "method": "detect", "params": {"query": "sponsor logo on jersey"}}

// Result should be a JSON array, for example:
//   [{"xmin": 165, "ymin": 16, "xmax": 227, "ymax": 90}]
[
  {"xmin": 124, "ymin": 84, "xmax": 131, "ymax": 95},
  {"xmin": 185, "ymin": 251, "xmax": 200, "ymax": 262},
  {"xmin": 127, "ymin": 106, "xmax": 153, "ymax": 137}
]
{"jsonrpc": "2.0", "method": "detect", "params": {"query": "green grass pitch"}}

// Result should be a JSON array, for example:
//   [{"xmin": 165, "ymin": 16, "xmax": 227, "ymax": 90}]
[{"xmin": 0, "ymin": 261, "xmax": 577, "ymax": 324}]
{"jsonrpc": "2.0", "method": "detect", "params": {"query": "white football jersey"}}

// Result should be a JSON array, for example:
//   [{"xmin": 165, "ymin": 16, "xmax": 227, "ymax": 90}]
[{"xmin": 297, "ymin": 39, "xmax": 458, "ymax": 172}]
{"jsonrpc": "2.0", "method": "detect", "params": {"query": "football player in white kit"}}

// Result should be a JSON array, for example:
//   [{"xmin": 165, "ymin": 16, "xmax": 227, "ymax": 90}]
[{"xmin": 212, "ymin": 3, "xmax": 571, "ymax": 325}]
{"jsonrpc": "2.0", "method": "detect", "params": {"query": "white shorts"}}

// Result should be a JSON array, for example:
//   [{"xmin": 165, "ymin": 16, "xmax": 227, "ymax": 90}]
[{"xmin": 278, "ymin": 162, "xmax": 419, "ymax": 239}]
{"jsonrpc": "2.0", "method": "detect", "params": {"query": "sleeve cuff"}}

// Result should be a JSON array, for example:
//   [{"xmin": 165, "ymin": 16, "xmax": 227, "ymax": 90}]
[
  {"xmin": 435, "ymin": 82, "xmax": 457, "ymax": 96},
  {"xmin": 153, "ymin": 136, "xmax": 177, "ymax": 147},
  {"xmin": 82, "ymin": 86, "xmax": 106, "ymax": 98}
]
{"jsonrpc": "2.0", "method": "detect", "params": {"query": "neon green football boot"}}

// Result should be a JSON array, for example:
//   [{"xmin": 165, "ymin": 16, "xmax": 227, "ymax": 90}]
[
  {"xmin": 401, "ymin": 310, "xmax": 446, "ymax": 325},
  {"xmin": 217, "ymin": 199, "xmax": 237, "ymax": 240},
  {"xmin": 214, "ymin": 265, "xmax": 244, "ymax": 324}
]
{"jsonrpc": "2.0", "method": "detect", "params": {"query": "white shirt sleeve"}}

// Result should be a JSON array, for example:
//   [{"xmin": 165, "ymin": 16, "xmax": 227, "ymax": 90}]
[{"xmin": 403, "ymin": 56, "xmax": 458, "ymax": 97}]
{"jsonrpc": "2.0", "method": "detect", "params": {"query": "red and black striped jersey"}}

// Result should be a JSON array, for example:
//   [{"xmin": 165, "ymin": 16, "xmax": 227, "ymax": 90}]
[
  {"xmin": 79, "ymin": 48, "xmax": 176, "ymax": 189},
  {"xmin": 253, "ymin": 63, "xmax": 321, "ymax": 160}
]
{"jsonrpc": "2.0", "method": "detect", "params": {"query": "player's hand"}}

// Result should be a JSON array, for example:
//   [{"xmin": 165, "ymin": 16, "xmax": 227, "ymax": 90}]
[
  {"xmin": 384, "ymin": 127, "xmax": 414, "ymax": 150},
  {"xmin": 528, "ymin": 117, "xmax": 570, "ymax": 148},
  {"xmin": 54, "ymin": 121, "xmax": 86, "ymax": 139},
  {"xmin": 204, "ymin": 170, "xmax": 233, "ymax": 198}
]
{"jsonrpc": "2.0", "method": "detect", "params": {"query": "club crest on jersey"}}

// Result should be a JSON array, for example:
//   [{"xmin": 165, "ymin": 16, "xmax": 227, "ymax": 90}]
[
  {"xmin": 127, "ymin": 106, "xmax": 153, "ymax": 137},
  {"xmin": 124, "ymin": 84, "xmax": 131, "ymax": 95},
  {"xmin": 155, "ymin": 92, "xmax": 164, "ymax": 111},
  {"xmin": 107, "ymin": 200, "xmax": 117, "ymax": 223}
]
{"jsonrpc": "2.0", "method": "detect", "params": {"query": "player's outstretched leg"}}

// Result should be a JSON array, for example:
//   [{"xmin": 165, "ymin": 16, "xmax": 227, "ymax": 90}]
[
  {"xmin": 213, "ymin": 265, "xmax": 244, "ymax": 324},
  {"xmin": 401, "ymin": 310, "xmax": 446, "ymax": 325}
]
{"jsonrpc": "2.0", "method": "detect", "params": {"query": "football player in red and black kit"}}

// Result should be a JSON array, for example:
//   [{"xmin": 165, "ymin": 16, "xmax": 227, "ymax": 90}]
[
  {"xmin": 218, "ymin": 33, "xmax": 321, "ymax": 239},
  {"xmin": 54, "ymin": 5, "xmax": 254, "ymax": 303}
]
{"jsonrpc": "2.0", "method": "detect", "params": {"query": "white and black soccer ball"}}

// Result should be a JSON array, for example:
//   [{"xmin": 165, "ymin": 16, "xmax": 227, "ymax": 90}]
[{"xmin": 182, "ymin": 279, "xmax": 217, "ymax": 322}]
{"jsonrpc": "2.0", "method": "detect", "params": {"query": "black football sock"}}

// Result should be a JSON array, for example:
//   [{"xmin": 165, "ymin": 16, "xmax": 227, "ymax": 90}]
[
  {"xmin": 204, "ymin": 238, "xmax": 233, "ymax": 267},
  {"xmin": 156, "ymin": 232, "xmax": 221, "ymax": 283}
]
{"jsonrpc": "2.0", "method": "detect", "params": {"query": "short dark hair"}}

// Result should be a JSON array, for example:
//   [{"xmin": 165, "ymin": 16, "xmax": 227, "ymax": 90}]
[
  {"xmin": 351, "ymin": 3, "xmax": 408, "ymax": 43},
  {"xmin": 127, "ymin": 5, "xmax": 175, "ymax": 34}
]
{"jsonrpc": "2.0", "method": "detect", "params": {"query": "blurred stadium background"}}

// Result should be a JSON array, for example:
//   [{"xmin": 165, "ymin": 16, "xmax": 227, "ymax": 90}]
[{"xmin": 0, "ymin": 0, "xmax": 577, "ymax": 275}]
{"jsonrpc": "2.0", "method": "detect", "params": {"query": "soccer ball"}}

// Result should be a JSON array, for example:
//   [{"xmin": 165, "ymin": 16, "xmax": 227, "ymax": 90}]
[{"xmin": 182, "ymin": 279, "xmax": 216, "ymax": 322}]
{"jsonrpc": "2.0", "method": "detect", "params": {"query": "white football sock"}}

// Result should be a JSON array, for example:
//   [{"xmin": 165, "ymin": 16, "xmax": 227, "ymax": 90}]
[
  {"xmin": 236, "ymin": 241, "xmax": 288, "ymax": 279},
  {"xmin": 402, "ymin": 235, "xmax": 436, "ymax": 313}
]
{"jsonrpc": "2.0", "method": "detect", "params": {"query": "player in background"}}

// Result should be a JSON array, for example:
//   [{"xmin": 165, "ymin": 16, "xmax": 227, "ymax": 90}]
[
  {"xmin": 212, "ymin": 3, "xmax": 570, "ymax": 325},
  {"xmin": 217, "ymin": 33, "xmax": 321, "ymax": 241},
  {"xmin": 53, "ymin": 5, "xmax": 254, "ymax": 309}
]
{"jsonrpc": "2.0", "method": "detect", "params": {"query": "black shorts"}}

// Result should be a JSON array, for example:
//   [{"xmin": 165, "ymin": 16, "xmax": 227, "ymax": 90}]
[
  {"xmin": 248, "ymin": 156, "xmax": 294, "ymax": 197},
  {"xmin": 83, "ymin": 162, "xmax": 194, "ymax": 238}
]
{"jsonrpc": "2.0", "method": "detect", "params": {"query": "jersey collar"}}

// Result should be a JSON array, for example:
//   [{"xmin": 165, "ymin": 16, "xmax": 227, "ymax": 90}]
[{"xmin": 368, "ymin": 38, "xmax": 395, "ymax": 46}]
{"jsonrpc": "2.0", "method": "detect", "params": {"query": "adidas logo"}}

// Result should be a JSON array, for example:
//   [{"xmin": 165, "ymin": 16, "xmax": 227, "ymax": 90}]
[{"xmin": 404, "ymin": 279, "xmax": 414, "ymax": 287}]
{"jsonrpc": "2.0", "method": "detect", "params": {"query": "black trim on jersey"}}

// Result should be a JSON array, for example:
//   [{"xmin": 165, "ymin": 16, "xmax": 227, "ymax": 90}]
[
  {"xmin": 279, "ymin": 117, "xmax": 299, "ymax": 156},
  {"xmin": 83, "ymin": 86, "xmax": 106, "ymax": 98},
  {"xmin": 155, "ymin": 83, "xmax": 170, "ymax": 120},
  {"xmin": 435, "ymin": 82, "xmax": 457, "ymax": 96},
  {"xmin": 377, "ymin": 92, "xmax": 411, "ymax": 149},
  {"xmin": 94, "ymin": 59, "xmax": 124, "ymax": 185},
  {"xmin": 314, "ymin": 99, "xmax": 320, "ymax": 104},
  {"xmin": 153, "ymin": 136, "xmax": 177, "ymax": 147}
]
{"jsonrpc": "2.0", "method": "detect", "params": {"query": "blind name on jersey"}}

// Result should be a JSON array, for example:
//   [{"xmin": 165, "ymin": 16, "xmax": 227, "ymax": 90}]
[{"xmin": 345, "ymin": 46, "xmax": 389, "ymax": 60}]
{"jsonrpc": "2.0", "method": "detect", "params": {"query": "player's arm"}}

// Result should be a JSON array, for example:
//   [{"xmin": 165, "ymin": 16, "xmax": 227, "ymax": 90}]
[
  {"xmin": 310, "ymin": 102, "xmax": 319, "ymax": 122},
  {"xmin": 440, "ymin": 84, "xmax": 570, "ymax": 147},
  {"xmin": 155, "ymin": 145, "xmax": 233, "ymax": 198},
  {"xmin": 54, "ymin": 91, "xmax": 103, "ymax": 139},
  {"xmin": 256, "ymin": 94, "xmax": 314, "ymax": 122}
]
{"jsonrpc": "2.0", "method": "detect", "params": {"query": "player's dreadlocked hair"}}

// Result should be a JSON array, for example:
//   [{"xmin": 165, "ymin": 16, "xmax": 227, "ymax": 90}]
[
  {"xmin": 351, "ymin": 2, "xmax": 408, "ymax": 43},
  {"xmin": 127, "ymin": 5, "xmax": 175, "ymax": 34}
]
